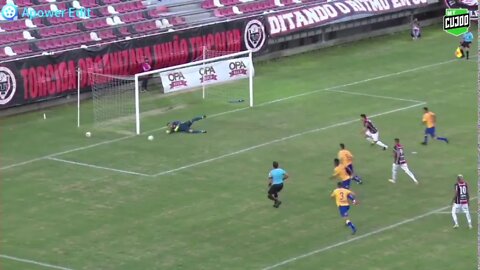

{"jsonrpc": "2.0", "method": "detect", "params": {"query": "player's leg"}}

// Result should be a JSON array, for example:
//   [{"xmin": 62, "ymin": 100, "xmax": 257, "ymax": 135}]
[
  {"xmin": 464, "ymin": 43, "xmax": 470, "ymax": 59},
  {"xmin": 431, "ymin": 127, "xmax": 448, "ymax": 143},
  {"xmin": 389, "ymin": 164, "xmax": 399, "ymax": 183},
  {"xmin": 274, "ymin": 184, "xmax": 283, "ymax": 208},
  {"xmin": 191, "ymin": 115, "xmax": 207, "ymax": 123},
  {"xmin": 347, "ymin": 164, "xmax": 362, "ymax": 184},
  {"xmin": 422, "ymin": 128, "xmax": 430, "ymax": 145},
  {"xmin": 451, "ymin": 204, "xmax": 459, "ymax": 228},
  {"xmin": 400, "ymin": 164, "xmax": 418, "ymax": 184},
  {"xmin": 186, "ymin": 120, "xmax": 207, "ymax": 134},
  {"xmin": 141, "ymin": 77, "xmax": 149, "ymax": 91},
  {"xmin": 267, "ymin": 185, "xmax": 278, "ymax": 204},
  {"xmin": 342, "ymin": 179, "xmax": 351, "ymax": 189},
  {"xmin": 340, "ymin": 207, "xmax": 356, "ymax": 234},
  {"xmin": 461, "ymin": 204, "xmax": 472, "ymax": 228},
  {"xmin": 372, "ymin": 132, "xmax": 388, "ymax": 150},
  {"xmin": 365, "ymin": 131, "xmax": 375, "ymax": 144}
]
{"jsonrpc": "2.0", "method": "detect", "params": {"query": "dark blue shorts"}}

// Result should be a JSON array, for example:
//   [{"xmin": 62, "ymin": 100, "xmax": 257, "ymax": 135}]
[
  {"xmin": 342, "ymin": 179, "xmax": 351, "ymax": 189},
  {"xmin": 425, "ymin": 127, "xmax": 436, "ymax": 137},
  {"xmin": 345, "ymin": 164, "xmax": 354, "ymax": 176},
  {"xmin": 339, "ymin": 205, "xmax": 350, "ymax": 217}
]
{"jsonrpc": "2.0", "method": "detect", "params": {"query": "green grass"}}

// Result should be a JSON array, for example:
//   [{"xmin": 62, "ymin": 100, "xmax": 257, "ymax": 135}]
[{"xmin": 1, "ymin": 25, "xmax": 477, "ymax": 270}]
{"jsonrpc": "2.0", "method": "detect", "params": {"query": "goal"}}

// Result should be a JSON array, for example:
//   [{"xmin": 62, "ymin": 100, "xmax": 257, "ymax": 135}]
[
  {"xmin": 78, "ymin": 50, "xmax": 254, "ymax": 135},
  {"xmin": 135, "ymin": 50, "xmax": 254, "ymax": 134}
]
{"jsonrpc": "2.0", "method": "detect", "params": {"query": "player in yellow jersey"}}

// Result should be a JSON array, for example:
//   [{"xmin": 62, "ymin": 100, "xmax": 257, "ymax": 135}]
[
  {"xmin": 331, "ymin": 158, "xmax": 351, "ymax": 189},
  {"xmin": 338, "ymin": 143, "xmax": 363, "ymax": 184},
  {"xmin": 421, "ymin": 107, "xmax": 448, "ymax": 145},
  {"xmin": 331, "ymin": 182, "xmax": 357, "ymax": 234}
]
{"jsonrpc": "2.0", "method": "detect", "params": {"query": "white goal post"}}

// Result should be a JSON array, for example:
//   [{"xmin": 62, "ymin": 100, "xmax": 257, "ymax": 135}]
[{"xmin": 134, "ymin": 50, "xmax": 254, "ymax": 135}]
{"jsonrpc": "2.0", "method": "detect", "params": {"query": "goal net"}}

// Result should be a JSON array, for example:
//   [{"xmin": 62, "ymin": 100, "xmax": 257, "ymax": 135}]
[
  {"xmin": 195, "ymin": 48, "xmax": 251, "ymax": 103},
  {"xmin": 78, "ymin": 50, "xmax": 254, "ymax": 135},
  {"xmin": 90, "ymin": 72, "xmax": 136, "ymax": 126}
]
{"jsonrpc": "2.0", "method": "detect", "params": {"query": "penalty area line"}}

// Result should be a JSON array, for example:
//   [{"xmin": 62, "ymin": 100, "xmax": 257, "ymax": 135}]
[
  {"xmin": 260, "ymin": 197, "xmax": 477, "ymax": 270},
  {"xmin": 152, "ymin": 102, "xmax": 425, "ymax": 177},
  {"xmin": 47, "ymin": 157, "xmax": 151, "ymax": 177},
  {"xmin": 0, "ymin": 254, "xmax": 74, "ymax": 270}
]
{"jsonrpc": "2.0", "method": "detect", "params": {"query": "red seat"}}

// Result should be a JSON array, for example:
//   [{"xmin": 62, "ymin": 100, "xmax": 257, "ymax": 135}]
[
  {"xmin": 171, "ymin": 17, "xmax": 185, "ymax": 26},
  {"xmin": 133, "ymin": 1, "xmax": 144, "ymax": 10},
  {"xmin": 17, "ymin": 0, "xmax": 33, "ymax": 7},
  {"xmin": 98, "ymin": 29, "xmax": 115, "ymax": 39},
  {"xmin": 201, "ymin": 0, "xmax": 214, "ymax": 8},
  {"xmin": 99, "ymin": 6, "xmax": 111, "ymax": 16},
  {"xmin": 13, "ymin": 43, "xmax": 31, "ymax": 54},
  {"xmin": 118, "ymin": 26, "xmax": 130, "ymax": 36},
  {"xmin": 84, "ymin": 19, "xmax": 107, "ymax": 30},
  {"xmin": 2, "ymin": 20, "xmax": 26, "ymax": 31},
  {"xmin": 81, "ymin": 0, "xmax": 98, "ymax": 8},
  {"xmin": 104, "ymin": 0, "xmax": 121, "ymax": 4}
]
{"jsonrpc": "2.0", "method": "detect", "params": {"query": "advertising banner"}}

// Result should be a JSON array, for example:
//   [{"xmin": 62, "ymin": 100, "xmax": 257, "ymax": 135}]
[
  {"xmin": 267, "ymin": 0, "xmax": 429, "ymax": 37},
  {"xmin": 160, "ymin": 56, "xmax": 253, "ymax": 93}
]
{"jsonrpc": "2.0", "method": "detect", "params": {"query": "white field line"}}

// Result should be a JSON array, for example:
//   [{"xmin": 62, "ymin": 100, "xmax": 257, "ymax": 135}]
[
  {"xmin": 1, "ymin": 58, "xmax": 454, "ymax": 171},
  {"xmin": 153, "ymin": 102, "xmax": 425, "ymax": 177},
  {"xmin": 47, "ymin": 157, "xmax": 151, "ymax": 177},
  {"xmin": 324, "ymin": 89, "xmax": 425, "ymax": 104},
  {"xmin": 0, "ymin": 254, "xmax": 74, "ymax": 270},
  {"xmin": 261, "ymin": 197, "xmax": 477, "ymax": 270}
]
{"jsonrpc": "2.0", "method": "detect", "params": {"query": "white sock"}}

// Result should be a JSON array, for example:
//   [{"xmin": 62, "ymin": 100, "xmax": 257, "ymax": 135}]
[
  {"xmin": 403, "ymin": 168, "xmax": 418, "ymax": 183},
  {"xmin": 391, "ymin": 164, "xmax": 397, "ymax": 181},
  {"xmin": 465, "ymin": 210, "xmax": 472, "ymax": 226},
  {"xmin": 451, "ymin": 207, "xmax": 459, "ymax": 226},
  {"xmin": 376, "ymin": 141, "xmax": 388, "ymax": 148}
]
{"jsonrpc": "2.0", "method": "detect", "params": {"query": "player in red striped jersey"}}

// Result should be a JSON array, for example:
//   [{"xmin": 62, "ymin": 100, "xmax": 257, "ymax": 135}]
[
  {"xmin": 388, "ymin": 138, "xmax": 419, "ymax": 184},
  {"xmin": 360, "ymin": 114, "xmax": 388, "ymax": 150},
  {"xmin": 451, "ymin": 174, "xmax": 472, "ymax": 229}
]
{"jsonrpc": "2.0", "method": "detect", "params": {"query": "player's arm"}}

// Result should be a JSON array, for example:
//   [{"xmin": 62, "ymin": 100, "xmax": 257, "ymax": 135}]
[
  {"xmin": 345, "ymin": 165, "xmax": 353, "ymax": 175},
  {"xmin": 452, "ymin": 185, "xmax": 457, "ymax": 204},
  {"xmin": 347, "ymin": 192, "xmax": 357, "ymax": 205},
  {"xmin": 330, "ymin": 191, "xmax": 336, "ymax": 199},
  {"xmin": 283, "ymin": 172, "xmax": 289, "ymax": 181},
  {"xmin": 431, "ymin": 114, "xmax": 436, "ymax": 125},
  {"xmin": 268, "ymin": 173, "xmax": 273, "ymax": 187},
  {"xmin": 330, "ymin": 169, "xmax": 338, "ymax": 179},
  {"xmin": 393, "ymin": 150, "xmax": 398, "ymax": 163},
  {"xmin": 466, "ymin": 185, "xmax": 470, "ymax": 206}
]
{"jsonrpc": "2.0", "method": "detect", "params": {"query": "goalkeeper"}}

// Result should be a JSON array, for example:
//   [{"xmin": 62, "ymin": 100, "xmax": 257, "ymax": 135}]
[{"xmin": 166, "ymin": 115, "xmax": 207, "ymax": 134}]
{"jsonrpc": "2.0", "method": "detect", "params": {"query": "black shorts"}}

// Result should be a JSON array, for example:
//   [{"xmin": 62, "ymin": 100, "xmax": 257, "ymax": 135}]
[
  {"xmin": 461, "ymin": 41, "xmax": 471, "ymax": 48},
  {"xmin": 268, "ymin": 183, "xmax": 283, "ymax": 195}
]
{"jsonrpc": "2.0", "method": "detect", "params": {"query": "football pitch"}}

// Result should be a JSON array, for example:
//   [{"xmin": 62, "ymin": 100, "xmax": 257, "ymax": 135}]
[{"xmin": 1, "ymin": 25, "xmax": 477, "ymax": 270}]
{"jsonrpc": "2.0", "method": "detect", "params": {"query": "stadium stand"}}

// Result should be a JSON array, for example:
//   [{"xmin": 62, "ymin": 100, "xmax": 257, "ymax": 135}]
[{"xmin": 0, "ymin": 0, "xmax": 324, "ymax": 59}]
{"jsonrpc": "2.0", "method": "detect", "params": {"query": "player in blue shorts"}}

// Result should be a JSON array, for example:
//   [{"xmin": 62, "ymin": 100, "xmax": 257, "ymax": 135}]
[
  {"xmin": 331, "ymin": 182, "xmax": 358, "ymax": 234},
  {"xmin": 166, "ymin": 115, "xmax": 207, "ymax": 134},
  {"xmin": 421, "ymin": 107, "xmax": 448, "ymax": 145}
]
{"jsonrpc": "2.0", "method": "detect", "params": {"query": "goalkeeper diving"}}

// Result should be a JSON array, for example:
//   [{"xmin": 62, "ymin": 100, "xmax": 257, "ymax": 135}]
[{"xmin": 166, "ymin": 115, "xmax": 207, "ymax": 134}]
